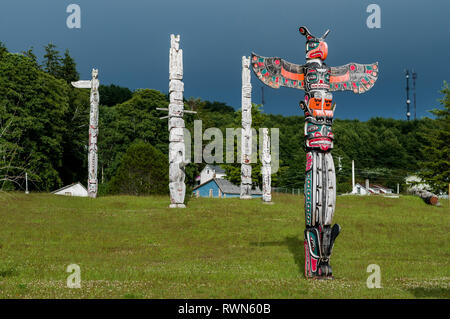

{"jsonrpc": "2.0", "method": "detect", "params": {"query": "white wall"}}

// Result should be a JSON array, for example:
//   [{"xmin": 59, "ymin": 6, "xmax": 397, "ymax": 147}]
[
  {"xmin": 200, "ymin": 167, "xmax": 215, "ymax": 185},
  {"xmin": 351, "ymin": 184, "xmax": 370, "ymax": 195},
  {"xmin": 54, "ymin": 183, "xmax": 88, "ymax": 197},
  {"xmin": 200, "ymin": 166, "xmax": 227, "ymax": 185}
]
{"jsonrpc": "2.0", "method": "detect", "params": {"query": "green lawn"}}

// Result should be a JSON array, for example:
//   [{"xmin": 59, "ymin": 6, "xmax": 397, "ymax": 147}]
[{"xmin": 0, "ymin": 192, "xmax": 448, "ymax": 299}]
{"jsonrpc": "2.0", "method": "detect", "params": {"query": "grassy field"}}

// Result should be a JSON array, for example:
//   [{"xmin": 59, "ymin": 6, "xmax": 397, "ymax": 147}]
[{"xmin": 0, "ymin": 192, "xmax": 448, "ymax": 299}]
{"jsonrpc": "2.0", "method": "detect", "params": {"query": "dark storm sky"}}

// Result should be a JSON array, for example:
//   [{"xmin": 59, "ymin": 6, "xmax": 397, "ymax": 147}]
[{"xmin": 0, "ymin": 0, "xmax": 449, "ymax": 120}]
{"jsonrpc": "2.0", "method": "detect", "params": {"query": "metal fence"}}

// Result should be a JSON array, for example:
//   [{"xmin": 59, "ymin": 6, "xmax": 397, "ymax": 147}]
[{"xmin": 272, "ymin": 187, "xmax": 303, "ymax": 195}]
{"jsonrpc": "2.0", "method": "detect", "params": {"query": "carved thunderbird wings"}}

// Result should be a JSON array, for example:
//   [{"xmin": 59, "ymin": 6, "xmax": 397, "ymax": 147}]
[
  {"xmin": 330, "ymin": 62, "xmax": 378, "ymax": 94},
  {"xmin": 251, "ymin": 53, "xmax": 305, "ymax": 90},
  {"xmin": 251, "ymin": 53, "xmax": 378, "ymax": 95}
]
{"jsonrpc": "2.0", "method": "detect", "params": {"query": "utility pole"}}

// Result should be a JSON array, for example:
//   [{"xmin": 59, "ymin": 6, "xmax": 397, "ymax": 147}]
[
  {"xmin": 352, "ymin": 160, "xmax": 355, "ymax": 191},
  {"xmin": 405, "ymin": 70, "xmax": 411, "ymax": 121},
  {"xmin": 25, "ymin": 172, "xmax": 29, "ymax": 194},
  {"xmin": 412, "ymin": 70, "xmax": 417, "ymax": 120},
  {"xmin": 261, "ymin": 86, "xmax": 265, "ymax": 106}
]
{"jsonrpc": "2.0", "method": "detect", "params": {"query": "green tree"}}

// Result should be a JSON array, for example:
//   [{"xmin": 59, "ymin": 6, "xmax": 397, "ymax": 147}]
[
  {"xmin": 418, "ymin": 82, "xmax": 450, "ymax": 193},
  {"xmin": 0, "ymin": 41, "xmax": 7, "ymax": 59},
  {"xmin": 59, "ymin": 49, "xmax": 79, "ymax": 83},
  {"xmin": 43, "ymin": 43, "xmax": 61, "ymax": 77},
  {"xmin": 108, "ymin": 141, "xmax": 168, "ymax": 195},
  {"xmin": 99, "ymin": 84, "xmax": 133, "ymax": 106},
  {"xmin": 22, "ymin": 47, "xmax": 38, "ymax": 68},
  {"xmin": 98, "ymin": 89, "xmax": 169, "ymax": 183},
  {"xmin": 0, "ymin": 51, "xmax": 70, "ymax": 190}
]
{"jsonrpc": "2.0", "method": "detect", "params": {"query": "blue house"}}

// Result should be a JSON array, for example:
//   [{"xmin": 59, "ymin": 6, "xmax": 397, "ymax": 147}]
[{"xmin": 193, "ymin": 178, "xmax": 262, "ymax": 198}]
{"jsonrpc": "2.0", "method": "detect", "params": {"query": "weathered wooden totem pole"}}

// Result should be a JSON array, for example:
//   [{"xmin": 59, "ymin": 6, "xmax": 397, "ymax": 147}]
[
  {"xmin": 261, "ymin": 128, "xmax": 272, "ymax": 204},
  {"xmin": 241, "ymin": 56, "xmax": 253, "ymax": 199},
  {"xmin": 158, "ymin": 34, "xmax": 196, "ymax": 208},
  {"xmin": 251, "ymin": 26, "xmax": 378, "ymax": 278},
  {"xmin": 72, "ymin": 69, "xmax": 100, "ymax": 198}
]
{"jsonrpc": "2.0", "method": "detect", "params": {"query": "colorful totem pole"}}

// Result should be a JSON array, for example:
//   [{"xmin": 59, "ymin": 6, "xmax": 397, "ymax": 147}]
[
  {"xmin": 251, "ymin": 26, "xmax": 378, "ymax": 278},
  {"xmin": 72, "ymin": 69, "xmax": 100, "ymax": 198}
]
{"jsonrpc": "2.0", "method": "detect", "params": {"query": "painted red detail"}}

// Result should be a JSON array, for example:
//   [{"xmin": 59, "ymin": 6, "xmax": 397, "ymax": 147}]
[
  {"xmin": 304, "ymin": 240, "xmax": 310, "ymax": 277},
  {"xmin": 311, "ymin": 258, "xmax": 317, "ymax": 272}
]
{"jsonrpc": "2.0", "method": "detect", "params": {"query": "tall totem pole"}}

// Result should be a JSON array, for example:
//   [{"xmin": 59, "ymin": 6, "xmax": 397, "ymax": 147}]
[
  {"xmin": 251, "ymin": 26, "xmax": 378, "ymax": 278},
  {"xmin": 261, "ymin": 128, "xmax": 272, "ymax": 203},
  {"xmin": 241, "ymin": 56, "xmax": 253, "ymax": 199},
  {"xmin": 72, "ymin": 69, "xmax": 100, "ymax": 198},
  {"xmin": 158, "ymin": 34, "xmax": 192, "ymax": 208}
]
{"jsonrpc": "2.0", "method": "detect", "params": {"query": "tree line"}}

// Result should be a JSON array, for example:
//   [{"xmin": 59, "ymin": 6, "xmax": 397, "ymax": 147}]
[{"xmin": 0, "ymin": 42, "xmax": 448, "ymax": 195}]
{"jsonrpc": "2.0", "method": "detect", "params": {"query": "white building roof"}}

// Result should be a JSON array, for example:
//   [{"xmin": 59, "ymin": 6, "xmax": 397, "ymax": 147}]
[{"xmin": 52, "ymin": 182, "xmax": 88, "ymax": 197}]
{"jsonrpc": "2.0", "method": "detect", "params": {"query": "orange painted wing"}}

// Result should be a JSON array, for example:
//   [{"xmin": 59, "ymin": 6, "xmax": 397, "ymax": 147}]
[
  {"xmin": 330, "ymin": 62, "xmax": 379, "ymax": 94},
  {"xmin": 251, "ymin": 53, "xmax": 305, "ymax": 90}
]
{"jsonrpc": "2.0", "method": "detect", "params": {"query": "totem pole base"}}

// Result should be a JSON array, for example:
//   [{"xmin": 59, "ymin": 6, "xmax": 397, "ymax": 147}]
[
  {"xmin": 169, "ymin": 204, "xmax": 186, "ymax": 208},
  {"xmin": 262, "ymin": 201, "xmax": 274, "ymax": 205},
  {"xmin": 311, "ymin": 275, "xmax": 334, "ymax": 281},
  {"xmin": 240, "ymin": 196, "xmax": 252, "ymax": 200}
]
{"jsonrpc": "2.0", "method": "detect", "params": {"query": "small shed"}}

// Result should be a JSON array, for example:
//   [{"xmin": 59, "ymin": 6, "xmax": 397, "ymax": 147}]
[
  {"xmin": 371, "ymin": 184, "xmax": 393, "ymax": 194},
  {"xmin": 351, "ymin": 183, "xmax": 373, "ymax": 195},
  {"xmin": 52, "ymin": 182, "xmax": 88, "ymax": 197},
  {"xmin": 193, "ymin": 178, "xmax": 262, "ymax": 198}
]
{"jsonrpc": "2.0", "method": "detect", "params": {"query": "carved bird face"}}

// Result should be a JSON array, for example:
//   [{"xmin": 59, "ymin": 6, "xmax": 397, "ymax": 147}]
[
  {"xmin": 299, "ymin": 26, "xmax": 330, "ymax": 61},
  {"xmin": 306, "ymin": 40, "xmax": 328, "ymax": 60}
]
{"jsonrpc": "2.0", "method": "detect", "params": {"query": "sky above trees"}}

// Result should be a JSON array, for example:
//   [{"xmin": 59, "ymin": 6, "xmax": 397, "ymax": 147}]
[{"xmin": 0, "ymin": 0, "xmax": 449, "ymax": 120}]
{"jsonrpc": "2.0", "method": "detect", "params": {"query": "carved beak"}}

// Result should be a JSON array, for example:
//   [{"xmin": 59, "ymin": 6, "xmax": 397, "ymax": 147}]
[{"xmin": 321, "ymin": 29, "xmax": 330, "ymax": 40}]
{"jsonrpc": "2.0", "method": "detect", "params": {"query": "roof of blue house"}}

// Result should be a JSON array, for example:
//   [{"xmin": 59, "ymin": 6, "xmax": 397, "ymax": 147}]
[
  {"xmin": 193, "ymin": 178, "xmax": 262, "ymax": 197},
  {"xmin": 204, "ymin": 164, "xmax": 226, "ymax": 175}
]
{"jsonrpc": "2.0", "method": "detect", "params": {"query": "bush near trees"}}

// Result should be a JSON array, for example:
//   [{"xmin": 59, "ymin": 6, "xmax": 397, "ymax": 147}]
[{"xmin": 108, "ymin": 142, "xmax": 168, "ymax": 195}]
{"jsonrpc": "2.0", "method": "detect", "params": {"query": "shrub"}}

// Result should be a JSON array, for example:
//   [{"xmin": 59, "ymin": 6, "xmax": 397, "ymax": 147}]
[{"xmin": 108, "ymin": 141, "xmax": 168, "ymax": 195}]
